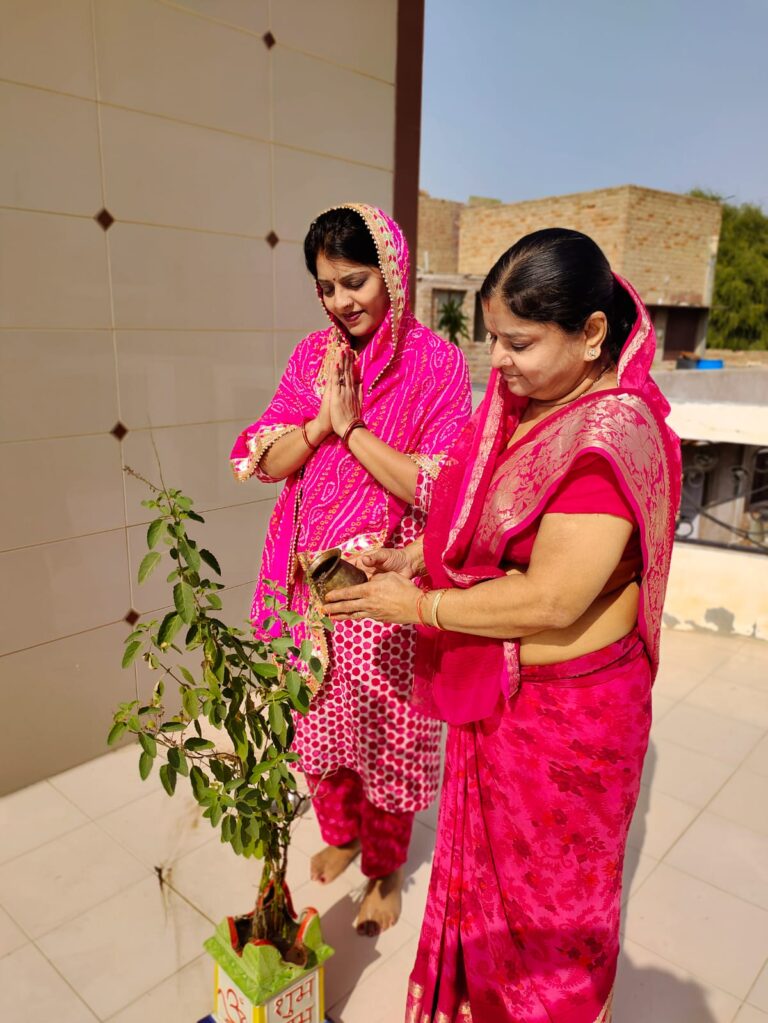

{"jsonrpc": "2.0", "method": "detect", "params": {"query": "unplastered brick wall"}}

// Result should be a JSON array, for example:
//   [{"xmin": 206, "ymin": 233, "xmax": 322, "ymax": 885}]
[
  {"xmin": 457, "ymin": 186, "xmax": 721, "ymax": 308},
  {"xmin": 417, "ymin": 192, "xmax": 463, "ymax": 272}
]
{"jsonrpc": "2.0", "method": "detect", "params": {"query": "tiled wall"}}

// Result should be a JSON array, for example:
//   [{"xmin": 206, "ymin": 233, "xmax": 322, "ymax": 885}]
[{"xmin": 0, "ymin": 0, "xmax": 397, "ymax": 794}]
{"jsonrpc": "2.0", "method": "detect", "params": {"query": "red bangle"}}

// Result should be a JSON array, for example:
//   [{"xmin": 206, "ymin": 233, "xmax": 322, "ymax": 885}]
[
  {"xmin": 415, "ymin": 587, "xmax": 432, "ymax": 627},
  {"xmin": 301, "ymin": 420, "xmax": 319, "ymax": 452},
  {"xmin": 342, "ymin": 418, "xmax": 366, "ymax": 447}
]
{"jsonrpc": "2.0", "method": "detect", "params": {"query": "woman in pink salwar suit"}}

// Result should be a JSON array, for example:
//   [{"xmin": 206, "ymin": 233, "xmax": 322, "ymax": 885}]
[
  {"xmin": 325, "ymin": 229, "xmax": 681, "ymax": 1020},
  {"xmin": 231, "ymin": 204, "xmax": 471, "ymax": 933}
]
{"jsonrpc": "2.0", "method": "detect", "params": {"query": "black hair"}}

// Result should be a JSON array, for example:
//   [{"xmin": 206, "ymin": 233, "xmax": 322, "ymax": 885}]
[
  {"xmin": 303, "ymin": 208, "xmax": 379, "ymax": 277},
  {"xmin": 479, "ymin": 227, "xmax": 637, "ymax": 363}
]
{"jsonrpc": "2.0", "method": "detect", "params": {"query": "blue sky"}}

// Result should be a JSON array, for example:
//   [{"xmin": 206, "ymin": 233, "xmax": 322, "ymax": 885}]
[{"xmin": 421, "ymin": 0, "xmax": 768, "ymax": 208}]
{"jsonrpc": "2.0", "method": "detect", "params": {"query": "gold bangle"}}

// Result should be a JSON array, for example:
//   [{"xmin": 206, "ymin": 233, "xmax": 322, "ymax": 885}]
[{"xmin": 430, "ymin": 588, "xmax": 447, "ymax": 631}]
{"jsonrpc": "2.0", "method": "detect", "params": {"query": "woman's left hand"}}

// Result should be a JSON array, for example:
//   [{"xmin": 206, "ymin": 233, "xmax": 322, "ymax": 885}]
[
  {"xmin": 330, "ymin": 348, "xmax": 363, "ymax": 437},
  {"xmin": 323, "ymin": 571, "xmax": 421, "ymax": 624}
]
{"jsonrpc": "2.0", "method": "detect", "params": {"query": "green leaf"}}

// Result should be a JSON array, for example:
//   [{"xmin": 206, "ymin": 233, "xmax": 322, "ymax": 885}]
[
  {"xmin": 285, "ymin": 671, "xmax": 301, "ymax": 698},
  {"xmin": 278, "ymin": 609, "xmax": 303, "ymax": 627},
  {"xmin": 185, "ymin": 623, "xmax": 202, "ymax": 648},
  {"xmin": 222, "ymin": 815, "xmax": 235, "ymax": 841},
  {"xmin": 179, "ymin": 667, "xmax": 196, "ymax": 685},
  {"xmin": 309, "ymin": 656, "xmax": 324, "ymax": 684},
  {"xmin": 121, "ymin": 641, "xmax": 142, "ymax": 669},
  {"xmin": 107, "ymin": 721, "xmax": 127, "ymax": 746},
  {"xmin": 146, "ymin": 518, "xmax": 166, "ymax": 549},
  {"xmin": 157, "ymin": 612, "xmax": 183, "ymax": 648},
  {"xmin": 184, "ymin": 737, "xmax": 215, "ymax": 751},
  {"xmin": 269, "ymin": 701, "xmax": 287, "ymax": 741},
  {"xmin": 206, "ymin": 593, "xmax": 223, "ymax": 610},
  {"xmin": 167, "ymin": 747, "xmax": 189, "ymax": 776},
  {"xmin": 159, "ymin": 763, "xmax": 177, "ymax": 796},
  {"xmin": 139, "ymin": 733, "xmax": 157, "ymax": 758},
  {"xmin": 182, "ymin": 688, "xmax": 200, "ymax": 718},
  {"xmin": 252, "ymin": 661, "xmax": 279, "ymax": 679},
  {"xmin": 209, "ymin": 802, "xmax": 223, "ymax": 828},
  {"xmin": 160, "ymin": 720, "xmax": 186, "ymax": 732},
  {"xmin": 199, "ymin": 548, "xmax": 222, "ymax": 575},
  {"xmin": 210, "ymin": 760, "xmax": 232, "ymax": 784},
  {"xmin": 138, "ymin": 550, "xmax": 162, "ymax": 585},
  {"xmin": 173, "ymin": 581, "xmax": 195, "ymax": 624},
  {"xmin": 270, "ymin": 637, "xmax": 293, "ymax": 656},
  {"xmin": 178, "ymin": 538, "xmax": 201, "ymax": 572},
  {"xmin": 299, "ymin": 639, "xmax": 314, "ymax": 662},
  {"xmin": 187, "ymin": 510, "xmax": 205, "ymax": 523},
  {"xmin": 189, "ymin": 766, "xmax": 208, "ymax": 802},
  {"xmin": 139, "ymin": 750, "xmax": 153, "ymax": 780}
]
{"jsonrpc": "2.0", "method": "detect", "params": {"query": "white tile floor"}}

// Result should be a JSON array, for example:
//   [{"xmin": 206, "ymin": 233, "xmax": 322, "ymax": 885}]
[{"xmin": 1, "ymin": 629, "xmax": 767, "ymax": 1022}]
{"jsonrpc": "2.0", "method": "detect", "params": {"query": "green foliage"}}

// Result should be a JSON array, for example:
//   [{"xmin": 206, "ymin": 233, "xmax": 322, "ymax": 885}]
[
  {"xmin": 436, "ymin": 296, "xmax": 470, "ymax": 345},
  {"xmin": 111, "ymin": 468, "xmax": 329, "ymax": 947},
  {"xmin": 690, "ymin": 189, "xmax": 768, "ymax": 350}
]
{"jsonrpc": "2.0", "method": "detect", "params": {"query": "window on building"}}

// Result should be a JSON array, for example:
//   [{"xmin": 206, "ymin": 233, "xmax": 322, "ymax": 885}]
[
  {"xmin": 663, "ymin": 307, "xmax": 705, "ymax": 358},
  {"xmin": 473, "ymin": 293, "xmax": 488, "ymax": 342}
]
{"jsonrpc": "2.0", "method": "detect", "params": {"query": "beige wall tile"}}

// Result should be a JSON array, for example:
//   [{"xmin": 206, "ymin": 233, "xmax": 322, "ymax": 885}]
[
  {"xmin": 273, "ymin": 147, "xmax": 393, "ymax": 241},
  {"xmin": 0, "ymin": 782, "xmax": 87, "ymax": 860},
  {"xmin": 272, "ymin": 0, "xmax": 397, "ymax": 83},
  {"xmin": 0, "ymin": 331, "xmax": 118, "ymax": 442},
  {"xmin": 0, "ymin": 436, "xmax": 124, "ymax": 551},
  {"xmin": 100, "ymin": 106, "xmax": 271, "ymax": 235},
  {"xmin": 0, "ymin": 530, "xmax": 130, "ymax": 655},
  {"xmin": 274, "ymin": 241, "xmax": 328, "ymax": 336},
  {"xmin": 94, "ymin": 0, "xmax": 270, "ymax": 137},
  {"xmin": 126, "ymin": 501, "xmax": 270, "ymax": 613},
  {"xmin": 0, "ymin": 210, "xmax": 111, "ymax": 328},
  {"xmin": 273, "ymin": 48, "xmax": 395, "ymax": 169},
  {"xmin": 0, "ymin": 0, "xmax": 96, "ymax": 98},
  {"xmin": 121, "ymin": 422, "xmax": 267, "ymax": 525},
  {"xmin": 0, "ymin": 626, "xmax": 140, "ymax": 795},
  {"xmin": 117, "ymin": 331, "xmax": 274, "ymax": 430},
  {"xmin": 162, "ymin": 0, "xmax": 269, "ymax": 33},
  {"xmin": 109, "ymin": 223, "xmax": 272, "ymax": 329},
  {"xmin": 0, "ymin": 82, "xmax": 101, "ymax": 215}
]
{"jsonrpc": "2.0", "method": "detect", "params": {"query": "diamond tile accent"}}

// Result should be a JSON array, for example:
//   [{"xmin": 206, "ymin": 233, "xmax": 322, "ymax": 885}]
[
  {"xmin": 265, "ymin": 230, "xmax": 279, "ymax": 248},
  {"xmin": 95, "ymin": 208, "xmax": 115, "ymax": 231},
  {"xmin": 110, "ymin": 422, "xmax": 128, "ymax": 441},
  {"xmin": 123, "ymin": 610, "xmax": 140, "ymax": 626},
  {"xmin": 262, "ymin": 31, "xmax": 276, "ymax": 49}
]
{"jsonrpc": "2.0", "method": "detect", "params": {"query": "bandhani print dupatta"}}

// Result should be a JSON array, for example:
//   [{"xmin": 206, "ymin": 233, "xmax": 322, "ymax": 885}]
[
  {"xmin": 416, "ymin": 274, "xmax": 682, "ymax": 725},
  {"xmin": 230, "ymin": 203, "xmax": 470, "ymax": 681}
]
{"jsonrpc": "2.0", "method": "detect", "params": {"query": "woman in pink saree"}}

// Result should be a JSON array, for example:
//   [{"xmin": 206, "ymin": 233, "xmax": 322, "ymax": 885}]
[
  {"xmin": 324, "ymin": 229, "xmax": 681, "ymax": 1020},
  {"xmin": 230, "ymin": 204, "xmax": 471, "ymax": 934}
]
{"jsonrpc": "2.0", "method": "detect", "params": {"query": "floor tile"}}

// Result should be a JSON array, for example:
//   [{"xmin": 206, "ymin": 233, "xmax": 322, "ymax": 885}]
[
  {"xmin": 709, "ymin": 768, "xmax": 768, "ymax": 838},
  {"xmin": 713, "ymin": 643, "xmax": 768, "ymax": 692},
  {"xmin": 0, "ymin": 943, "xmax": 98, "ymax": 1022},
  {"xmin": 653, "ymin": 703, "xmax": 764, "ymax": 765},
  {"xmin": 37, "ymin": 875, "xmax": 213, "ymax": 1020},
  {"xmin": 0, "ymin": 905, "xmax": 27, "ymax": 957},
  {"xmin": 735, "ymin": 1006, "xmax": 768, "ymax": 1023},
  {"xmin": 614, "ymin": 939, "xmax": 741, "ymax": 1023},
  {"xmin": 653, "ymin": 662, "xmax": 712, "ymax": 702},
  {"xmin": 624, "ymin": 864, "xmax": 768, "ymax": 999},
  {"xmin": 98, "ymin": 787, "xmax": 213, "ymax": 869},
  {"xmin": 745, "ymin": 734, "xmax": 768, "ymax": 778},
  {"xmin": 687, "ymin": 678, "xmax": 768, "ymax": 729},
  {"xmin": 398, "ymin": 821, "xmax": 436, "ymax": 932},
  {"xmin": 748, "ymin": 960, "xmax": 768, "ymax": 1012},
  {"xmin": 106, "ymin": 953, "xmax": 213, "ymax": 1023},
  {"xmin": 641, "ymin": 737, "xmax": 734, "ymax": 807},
  {"xmin": 167, "ymin": 835, "xmax": 310, "ymax": 925},
  {"xmin": 0, "ymin": 781, "xmax": 88, "ymax": 865},
  {"xmin": 49, "ymin": 744, "xmax": 150, "ymax": 819},
  {"xmin": 329, "ymin": 933, "xmax": 419, "ymax": 1022},
  {"xmin": 622, "ymin": 846, "xmax": 659, "ymax": 906},
  {"xmin": 627, "ymin": 784, "xmax": 699, "ymax": 859},
  {"xmin": 650, "ymin": 692, "xmax": 678, "ymax": 722},
  {"xmin": 0, "ymin": 823, "xmax": 148, "ymax": 938},
  {"xmin": 666, "ymin": 812, "xmax": 768, "ymax": 910}
]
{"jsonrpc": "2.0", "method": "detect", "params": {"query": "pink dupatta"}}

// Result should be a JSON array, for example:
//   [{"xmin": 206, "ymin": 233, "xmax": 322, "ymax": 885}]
[
  {"xmin": 230, "ymin": 204, "xmax": 471, "ymax": 675},
  {"xmin": 416, "ymin": 275, "xmax": 682, "ymax": 724}
]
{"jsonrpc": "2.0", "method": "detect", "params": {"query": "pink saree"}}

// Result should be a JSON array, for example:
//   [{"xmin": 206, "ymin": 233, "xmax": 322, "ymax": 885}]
[
  {"xmin": 230, "ymin": 204, "xmax": 471, "ymax": 814},
  {"xmin": 406, "ymin": 277, "xmax": 681, "ymax": 1022}
]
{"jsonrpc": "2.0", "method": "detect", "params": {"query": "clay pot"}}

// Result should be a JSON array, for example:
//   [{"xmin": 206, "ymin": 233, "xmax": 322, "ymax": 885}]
[{"xmin": 306, "ymin": 547, "xmax": 367, "ymax": 601}]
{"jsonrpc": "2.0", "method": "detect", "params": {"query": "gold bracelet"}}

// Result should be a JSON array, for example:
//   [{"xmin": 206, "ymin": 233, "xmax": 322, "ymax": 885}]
[{"xmin": 430, "ymin": 588, "xmax": 447, "ymax": 631}]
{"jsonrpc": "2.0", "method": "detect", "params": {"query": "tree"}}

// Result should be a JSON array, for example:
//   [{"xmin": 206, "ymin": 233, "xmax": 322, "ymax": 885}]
[
  {"xmin": 437, "ymin": 295, "xmax": 470, "ymax": 345},
  {"xmin": 111, "ymin": 469, "xmax": 328, "ymax": 956},
  {"xmin": 691, "ymin": 189, "xmax": 768, "ymax": 350}
]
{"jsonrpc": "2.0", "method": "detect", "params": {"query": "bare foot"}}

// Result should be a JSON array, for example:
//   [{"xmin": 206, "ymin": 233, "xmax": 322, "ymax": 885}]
[
  {"xmin": 310, "ymin": 839, "xmax": 360, "ymax": 884},
  {"xmin": 354, "ymin": 867, "xmax": 404, "ymax": 937}
]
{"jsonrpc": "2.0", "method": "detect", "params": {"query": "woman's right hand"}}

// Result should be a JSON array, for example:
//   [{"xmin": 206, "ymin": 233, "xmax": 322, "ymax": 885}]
[
  {"xmin": 357, "ymin": 548, "xmax": 416, "ymax": 580},
  {"xmin": 308, "ymin": 377, "xmax": 333, "ymax": 443}
]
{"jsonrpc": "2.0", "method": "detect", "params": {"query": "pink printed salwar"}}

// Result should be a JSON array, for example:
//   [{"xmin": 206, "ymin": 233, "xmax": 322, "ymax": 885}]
[
  {"xmin": 230, "ymin": 204, "xmax": 471, "ymax": 821},
  {"xmin": 405, "ymin": 277, "xmax": 681, "ymax": 1022}
]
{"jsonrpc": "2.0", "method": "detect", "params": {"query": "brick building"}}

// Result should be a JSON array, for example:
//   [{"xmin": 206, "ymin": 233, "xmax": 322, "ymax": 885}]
[{"xmin": 417, "ymin": 185, "xmax": 723, "ymax": 387}]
